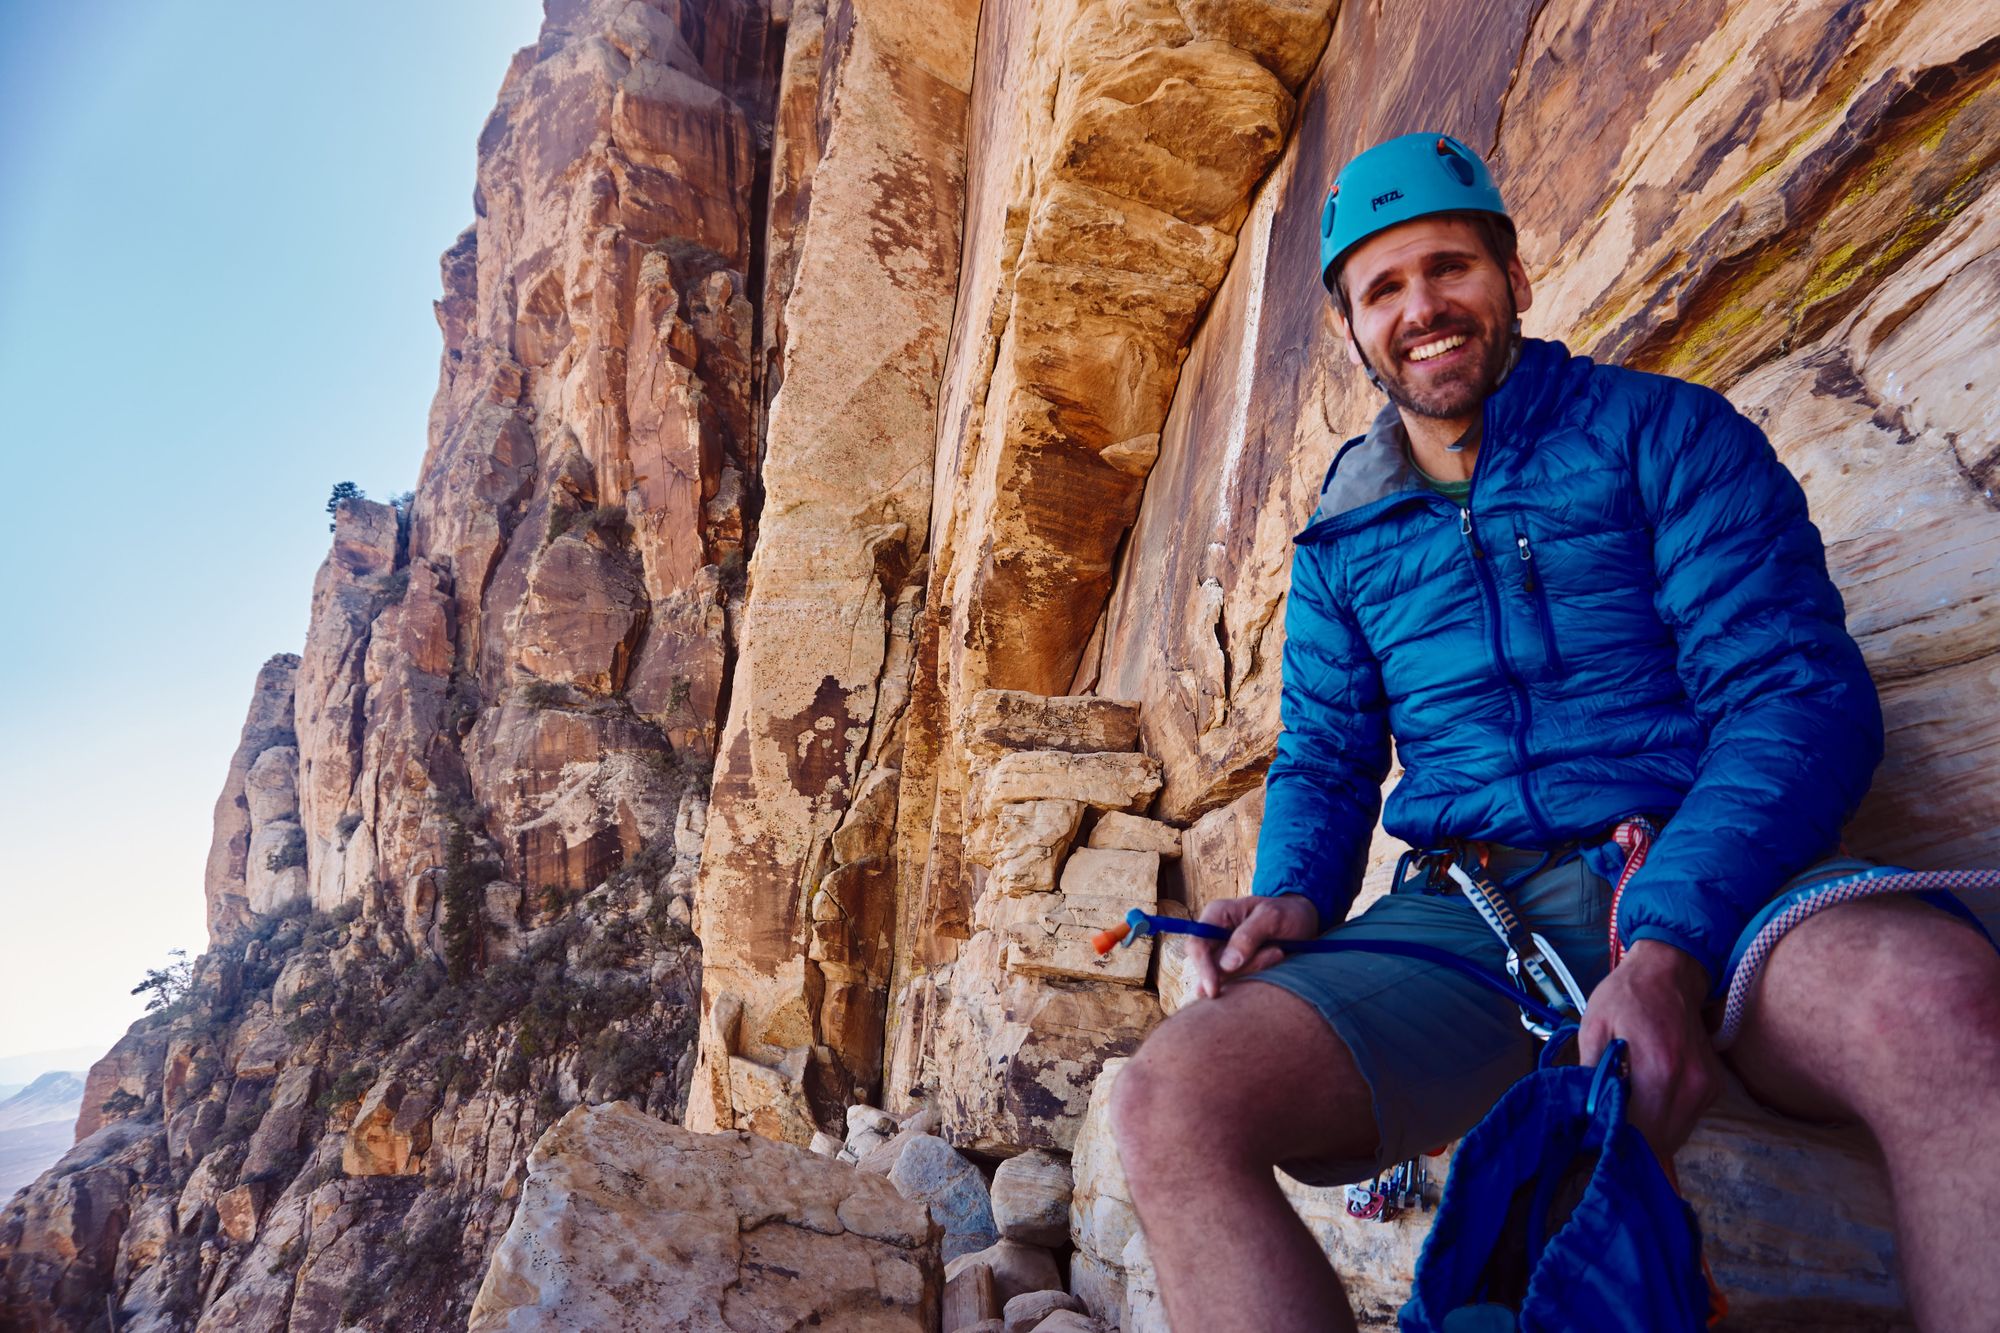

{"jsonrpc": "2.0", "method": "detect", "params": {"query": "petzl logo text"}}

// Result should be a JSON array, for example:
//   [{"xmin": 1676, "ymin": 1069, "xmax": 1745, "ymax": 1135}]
[{"xmin": 1371, "ymin": 189, "xmax": 1404, "ymax": 209}]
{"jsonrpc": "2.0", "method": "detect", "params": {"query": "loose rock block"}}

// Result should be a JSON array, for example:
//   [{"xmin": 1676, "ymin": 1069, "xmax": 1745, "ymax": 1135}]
[
  {"xmin": 467, "ymin": 1102, "xmax": 939, "ymax": 1331},
  {"xmin": 944, "ymin": 1239, "xmax": 1064, "ymax": 1308},
  {"xmin": 1086, "ymin": 812, "xmax": 1182, "ymax": 857},
  {"xmin": 991, "ymin": 1149, "xmax": 1074, "ymax": 1248},
  {"xmin": 888, "ymin": 1134, "xmax": 1001, "ymax": 1263},
  {"xmin": 980, "ymin": 752, "xmax": 1162, "ymax": 813},
  {"xmin": 965, "ymin": 691, "xmax": 1142, "ymax": 758}
]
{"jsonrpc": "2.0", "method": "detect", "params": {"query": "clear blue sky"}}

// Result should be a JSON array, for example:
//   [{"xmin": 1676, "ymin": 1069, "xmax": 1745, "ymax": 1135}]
[{"xmin": 0, "ymin": 1, "xmax": 546, "ymax": 1064}]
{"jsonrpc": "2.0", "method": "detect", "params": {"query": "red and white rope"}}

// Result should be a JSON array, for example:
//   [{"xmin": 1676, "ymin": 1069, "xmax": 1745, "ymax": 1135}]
[
  {"xmin": 1604, "ymin": 816, "xmax": 1660, "ymax": 969},
  {"xmin": 1715, "ymin": 868, "xmax": 2000, "ymax": 1047}
]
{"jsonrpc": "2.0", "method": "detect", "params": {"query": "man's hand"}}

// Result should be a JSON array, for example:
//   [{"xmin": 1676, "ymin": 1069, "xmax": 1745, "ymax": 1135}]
[
  {"xmin": 1190, "ymin": 894, "xmax": 1322, "ymax": 1000},
  {"xmin": 1579, "ymin": 939, "xmax": 1722, "ymax": 1157}
]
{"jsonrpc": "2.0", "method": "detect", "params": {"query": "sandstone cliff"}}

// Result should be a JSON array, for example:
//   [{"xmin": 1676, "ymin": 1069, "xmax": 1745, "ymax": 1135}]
[{"xmin": 4, "ymin": 0, "xmax": 1996, "ymax": 1328}]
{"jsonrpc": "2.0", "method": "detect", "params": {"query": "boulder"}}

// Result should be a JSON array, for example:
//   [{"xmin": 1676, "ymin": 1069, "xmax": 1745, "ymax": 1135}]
[
  {"xmin": 1005, "ymin": 890, "xmax": 1156, "ymax": 987},
  {"xmin": 1032, "ymin": 1313, "xmax": 1111, "ymax": 1333},
  {"xmin": 944, "ymin": 1260, "xmax": 999, "ymax": 1331},
  {"xmin": 1058, "ymin": 847, "xmax": 1160, "ymax": 900},
  {"xmin": 342, "ymin": 1077, "xmax": 433, "ymax": 1177},
  {"xmin": 468, "ymin": 1102, "xmax": 940, "ymax": 1331},
  {"xmin": 944, "ymin": 1238, "xmax": 1064, "ymax": 1307},
  {"xmin": 1004, "ymin": 1289, "xmax": 1087, "ymax": 1332},
  {"xmin": 229, "ymin": 1007, "xmax": 292, "ymax": 1080},
  {"xmin": 240, "ymin": 1064, "xmax": 315, "ymax": 1183},
  {"xmin": 991, "ymin": 1149, "xmax": 1073, "ymax": 1247},
  {"xmin": 858, "ymin": 1112, "xmax": 937, "ymax": 1176},
  {"xmin": 216, "ymin": 1181, "xmax": 266, "ymax": 1245},
  {"xmin": 887, "ymin": 1133, "xmax": 1000, "ymax": 1263},
  {"xmin": 970, "ymin": 799, "xmax": 1087, "ymax": 898},
  {"xmin": 848, "ymin": 1104, "xmax": 899, "ymax": 1138}
]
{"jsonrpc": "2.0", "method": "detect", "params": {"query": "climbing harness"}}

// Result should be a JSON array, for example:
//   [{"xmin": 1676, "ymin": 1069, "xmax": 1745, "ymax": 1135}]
[
  {"xmin": 1096, "ymin": 911, "xmax": 1577, "ymax": 1040},
  {"xmin": 1394, "ymin": 843, "xmax": 1590, "ymax": 1040}
]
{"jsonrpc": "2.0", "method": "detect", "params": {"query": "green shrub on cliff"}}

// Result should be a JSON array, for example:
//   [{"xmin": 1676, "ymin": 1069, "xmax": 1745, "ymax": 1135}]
[
  {"xmin": 265, "ymin": 826, "xmax": 307, "ymax": 873},
  {"xmin": 439, "ymin": 810, "xmax": 501, "ymax": 983}
]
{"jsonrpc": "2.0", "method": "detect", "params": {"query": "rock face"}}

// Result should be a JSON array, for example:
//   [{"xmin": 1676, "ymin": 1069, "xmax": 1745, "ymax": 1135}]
[
  {"xmin": 11, "ymin": 0, "xmax": 1998, "ymax": 1327},
  {"xmin": 468, "ymin": 1101, "xmax": 939, "ymax": 1331},
  {"xmin": 686, "ymin": 0, "xmax": 979, "ymax": 1143},
  {"xmin": 202, "ymin": 655, "xmax": 301, "ymax": 938}
]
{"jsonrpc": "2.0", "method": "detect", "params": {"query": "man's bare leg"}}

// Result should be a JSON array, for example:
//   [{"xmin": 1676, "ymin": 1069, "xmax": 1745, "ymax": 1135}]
[
  {"xmin": 1111, "ymin": 982, "xmax": 1379, "ymax": 1333},
  {"xmin": 1727, "ymin": 896, "xmax": 2000, "ymax": 1333}
]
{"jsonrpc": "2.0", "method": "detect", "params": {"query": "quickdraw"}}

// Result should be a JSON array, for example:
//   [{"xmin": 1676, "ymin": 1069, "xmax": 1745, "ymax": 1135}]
[
  {"xmin": 1392, "ymin": 843, "xmax": 1589, "ymax": 1041},
  {"xmin": 1345, "ymin": 1156, "xmax": 1431, "ymax": 1224}
]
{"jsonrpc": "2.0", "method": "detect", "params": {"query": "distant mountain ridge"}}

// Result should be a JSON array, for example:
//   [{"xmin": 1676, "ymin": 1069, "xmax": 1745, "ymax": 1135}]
[
  {"xmin": 0, "ymin": 1073, "xmax": 83, "ymax": 1134},
  {"xmin": 0, "ymin": 1072, "xmax": 84, "ymax": 1205}
]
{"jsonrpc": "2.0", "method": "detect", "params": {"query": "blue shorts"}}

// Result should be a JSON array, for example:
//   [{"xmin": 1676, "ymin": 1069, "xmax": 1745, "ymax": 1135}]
[{"xmin": 1243, "ymin": 848, "xmax": 1875, "ymax": 1186}]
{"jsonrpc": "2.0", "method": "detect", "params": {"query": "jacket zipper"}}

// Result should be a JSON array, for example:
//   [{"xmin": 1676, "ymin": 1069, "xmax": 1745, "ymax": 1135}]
[
  {"xmin": 1515, "ymin": 529, "xmax": 1563, "ymax": 672},
  {"xmin": 1460, "ymin": 501, "xmax": 1552, "ymax": 842}
]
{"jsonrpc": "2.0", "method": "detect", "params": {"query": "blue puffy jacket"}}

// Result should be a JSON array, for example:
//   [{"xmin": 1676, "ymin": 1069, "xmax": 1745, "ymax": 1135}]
[{"xmin": 1249, "ymin": 338, "xmax": 1884, "ymax": 983}]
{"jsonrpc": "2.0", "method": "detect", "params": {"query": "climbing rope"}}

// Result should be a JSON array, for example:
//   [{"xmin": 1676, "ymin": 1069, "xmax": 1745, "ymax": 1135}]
[
  {"xmin": 1605, "ymin": 816, "xmax": 1660, "ymax": 969},
  {"xmin": 1715, "ymin": 866, "xmax": 2000, "ymax": 1047}
]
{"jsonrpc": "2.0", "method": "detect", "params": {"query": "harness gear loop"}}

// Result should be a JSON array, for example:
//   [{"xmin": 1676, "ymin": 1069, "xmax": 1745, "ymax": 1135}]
[{"xmin": 1406, "ymin": 843, "xmax": 1590, "ymax": 1040}]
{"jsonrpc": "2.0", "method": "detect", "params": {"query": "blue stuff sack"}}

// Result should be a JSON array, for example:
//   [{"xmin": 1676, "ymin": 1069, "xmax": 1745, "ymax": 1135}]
[{"xmin": 1400, "ymin": 1042, "xmax": 1711, "ymax": 1332}]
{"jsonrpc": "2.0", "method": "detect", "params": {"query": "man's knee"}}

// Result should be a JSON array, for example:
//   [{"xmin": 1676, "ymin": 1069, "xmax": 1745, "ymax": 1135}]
[
  {"xmin": 1110, "ymin": 1008, "xmax": 1234, "ymax": 1171},
  {"xmin": 1865, "ymin": 929, "xmax": 2000, "ymax": 1070},
  {"xmin": 1110, "ymin": 985, "xmax": 1376, "ymax": 1174}
]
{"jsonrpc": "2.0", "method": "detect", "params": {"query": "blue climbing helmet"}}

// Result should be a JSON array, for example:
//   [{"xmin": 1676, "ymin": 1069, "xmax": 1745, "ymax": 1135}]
[{"xmin": 1319, "ymin": 133, "xmax": 1513, "ymax": 296}]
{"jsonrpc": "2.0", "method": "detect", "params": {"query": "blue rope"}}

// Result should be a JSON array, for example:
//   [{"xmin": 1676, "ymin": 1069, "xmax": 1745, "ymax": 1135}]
[{"xmin": 1123, "ymin": 910, "xmax": 1574, "ymax": 1033}]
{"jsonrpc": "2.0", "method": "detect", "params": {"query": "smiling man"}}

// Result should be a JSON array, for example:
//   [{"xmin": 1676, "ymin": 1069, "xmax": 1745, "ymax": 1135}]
[{"xmin": 1109, "ymin": 133, "xmax": 2000, "ymax": 1331}]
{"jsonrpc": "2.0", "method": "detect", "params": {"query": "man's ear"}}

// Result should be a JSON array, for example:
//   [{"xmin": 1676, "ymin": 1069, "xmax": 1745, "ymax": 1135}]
[
  {"xmin": 1507, "ymin": 254, "xmax": 1534, "ymax": 315},
  {"xmin": 1328, "ymin": 304, "xmax": 1363, "ymax": 367}
]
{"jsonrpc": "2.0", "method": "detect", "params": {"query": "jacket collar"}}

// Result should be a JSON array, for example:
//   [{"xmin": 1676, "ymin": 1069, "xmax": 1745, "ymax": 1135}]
[{"xmin": 1300, "ymin": 337, "xmax": 1575, "ymax": 540}]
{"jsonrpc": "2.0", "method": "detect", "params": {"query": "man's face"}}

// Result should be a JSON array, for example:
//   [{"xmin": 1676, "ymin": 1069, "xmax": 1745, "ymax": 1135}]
[{"xmin": 1334, "ymin": 215, "xmax": 1533, "ymax": 421}]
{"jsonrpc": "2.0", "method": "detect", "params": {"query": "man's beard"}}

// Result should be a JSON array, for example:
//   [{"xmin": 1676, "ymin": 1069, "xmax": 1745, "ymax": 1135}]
[{"xmin": 1369, "ymin": 317, "xmax": 1514, "ymax": 421}]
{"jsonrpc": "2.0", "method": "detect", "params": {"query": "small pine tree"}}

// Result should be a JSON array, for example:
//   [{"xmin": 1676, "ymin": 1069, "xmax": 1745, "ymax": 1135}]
[
  {"xmin": 326, "ymin": 481, "xmax": 364, "ymax": 531},
  {"xmin": 132, "ymin": 949, "xmax": 194, "ymax": 1014}
]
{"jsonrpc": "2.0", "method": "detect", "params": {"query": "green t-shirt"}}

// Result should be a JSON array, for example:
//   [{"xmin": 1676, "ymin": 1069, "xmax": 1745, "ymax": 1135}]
[{"xmin": 1404, "ymin": 419, "xmax": 1479, "ymax": 502}]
